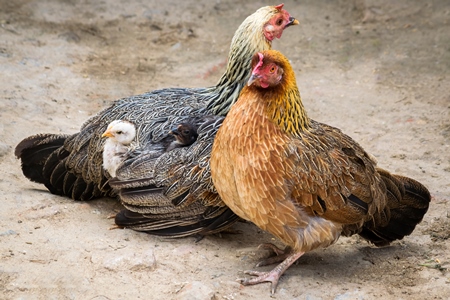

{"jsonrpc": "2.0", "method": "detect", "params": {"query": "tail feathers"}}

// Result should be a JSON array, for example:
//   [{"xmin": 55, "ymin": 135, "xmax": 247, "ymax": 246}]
[
  {"xmin": 359, "ymin": 170, "xmax": 431, "ymax": 247},
  {"xmin": 40, "ymin": 147, "xmax": 96, "ymax": 200},
  {"xmin": 115, "ymin": 207, "xmax": 240, "ymax": 238},
  {"xmin": 15, "ymin": 134, "xmax": 68, "ymax": 184},
  {"xmin": 49, "ymin": 162, "xmax": 105, "ymax": 201},
  {"xmin": 16, "ymin": 134, "xmax": 110, "ymax": 201},
  {"xmin": 42, "ymin": 147, "xmax": 69, "ymax": 181}
]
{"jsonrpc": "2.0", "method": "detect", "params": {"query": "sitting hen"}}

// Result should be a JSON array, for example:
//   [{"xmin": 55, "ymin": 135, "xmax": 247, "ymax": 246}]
[
  {"xmin": 210, "ymin": 50, "xmax": 431, "ymax": 293},
  {"xmin": 15, "ymin": 4, "xmax": 299, "ymax": 236}
]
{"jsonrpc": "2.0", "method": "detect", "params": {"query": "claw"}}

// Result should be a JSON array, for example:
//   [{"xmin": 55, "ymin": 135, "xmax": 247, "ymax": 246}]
[
  {"xmin": 238, "ymin": 269, "xmax": 281, "ymax": 294},
  {"xmin": 237, "ymin": 250, "xmax": 305, "ymax": 294}
]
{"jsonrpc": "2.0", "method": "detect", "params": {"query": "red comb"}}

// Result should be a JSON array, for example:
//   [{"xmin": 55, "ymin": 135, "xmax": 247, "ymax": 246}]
[
  {"xmin": 275, "ymin": 3, "xmax": 284, "ymax": 11},
  {"xmin": 253, "ymin": 52, "xmax": 264, "ymax": 73},
  {"xmin": 257, "ymin": 52, "xmax": 264, "ymax": 64}
]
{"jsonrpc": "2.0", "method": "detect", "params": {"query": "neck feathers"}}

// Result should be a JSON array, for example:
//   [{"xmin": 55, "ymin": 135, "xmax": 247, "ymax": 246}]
[
  {"xmin": 245, "ymin": 67, "xmax": 310, "ymax": 136},
  {"xmin": 266, "ymin": 84, "xmax": 310, "ymax": 136},
  {"xmin": 206, "ymin": 8, "xmax": 275, "ymax": 116}
]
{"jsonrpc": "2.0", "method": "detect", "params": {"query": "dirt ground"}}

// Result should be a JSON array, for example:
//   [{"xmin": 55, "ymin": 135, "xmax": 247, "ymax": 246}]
[{"xmin": 1, "ymin": 0, "xmax": 449, "ymax": 299}]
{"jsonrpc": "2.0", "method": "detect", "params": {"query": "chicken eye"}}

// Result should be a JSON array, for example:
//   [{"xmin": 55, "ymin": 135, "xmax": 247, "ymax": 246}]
[
  {"xmin": 270, "ymin": 66, "xmax": 276, "ymax": 73},
  {"xmin": 183, "ymin": 130, "xmax": 190, "ymax": 135},
  {"xmin": 276, "ymin": 18, "xmax": 283, "ymax": 26},
  {"xmin": 117, "ymin": 131, "xmax": 123, "ymax": 134}
]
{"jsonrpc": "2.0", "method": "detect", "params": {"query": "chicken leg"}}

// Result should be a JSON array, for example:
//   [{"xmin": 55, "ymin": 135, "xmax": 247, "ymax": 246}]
[{"xmin": 239, "ymin": 246, "xmax": 305, "ymax": 294}]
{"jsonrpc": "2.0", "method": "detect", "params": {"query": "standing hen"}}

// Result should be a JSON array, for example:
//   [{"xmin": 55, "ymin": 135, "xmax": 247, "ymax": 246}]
[
  {"xmin": 15, "ymin": 5, "xmax": 299, "ymax": 236},
  {"xmin": 210, "ymin": 50, "xmax": 430, "ymax": 293}
]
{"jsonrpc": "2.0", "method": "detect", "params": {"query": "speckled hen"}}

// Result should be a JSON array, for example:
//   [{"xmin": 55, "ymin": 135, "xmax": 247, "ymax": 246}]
[{"xmin": 15, "ymin": 5, "xmax": 299, "ymax": 237}]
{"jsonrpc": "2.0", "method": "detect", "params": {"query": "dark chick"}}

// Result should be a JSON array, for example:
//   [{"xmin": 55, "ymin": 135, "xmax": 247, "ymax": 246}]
[
  {"xmin": 211, "ymin": 50, "xmax": 430, "ymax": 293},
  {"xmin": 167, "ymin": 123, "xmax": 199, "ymax": 151}
]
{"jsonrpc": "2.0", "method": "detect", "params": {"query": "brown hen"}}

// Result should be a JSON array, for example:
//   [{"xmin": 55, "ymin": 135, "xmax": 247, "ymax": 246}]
[{"xmin": 210, "ymin": 50, "xmax": 430, "ymax": 293}]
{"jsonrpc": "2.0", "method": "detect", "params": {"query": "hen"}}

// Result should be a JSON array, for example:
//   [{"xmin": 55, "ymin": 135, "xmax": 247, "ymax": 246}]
[
  {"xmin": 210, "ymin": 50, "xmax": 431, "ymax": 293},
  {"xmin": 15, "ymin": 4, "xmax": 299, "ymax": 236}
]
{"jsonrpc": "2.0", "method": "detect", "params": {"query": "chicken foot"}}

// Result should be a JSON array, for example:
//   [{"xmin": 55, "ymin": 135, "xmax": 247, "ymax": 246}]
[
  {"xmin": 256, "ymin": 243, "xmax": 293, "ymax": 267},
  {"xmin": 239, "ymin": 247, "xmax": 305, "ymax": 294}
]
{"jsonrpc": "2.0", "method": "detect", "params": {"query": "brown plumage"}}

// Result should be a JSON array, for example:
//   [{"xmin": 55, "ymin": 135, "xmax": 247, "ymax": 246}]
[
  {"xmin": 210, "ymin": 50, "xmax": 430, "ymax": 293},
  {"xmin": 15, "ymin": 5, "xmax": 299, "ymax": 237}
]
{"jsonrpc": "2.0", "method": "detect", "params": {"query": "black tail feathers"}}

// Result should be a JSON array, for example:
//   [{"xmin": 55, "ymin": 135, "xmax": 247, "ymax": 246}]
[
  {"xmin": 359, "ymin": 170, "xmax": 431, "ymax": 247},
  {"xmin": 15, "ymin": 134, "xmax": 68, "ymax": 184}
]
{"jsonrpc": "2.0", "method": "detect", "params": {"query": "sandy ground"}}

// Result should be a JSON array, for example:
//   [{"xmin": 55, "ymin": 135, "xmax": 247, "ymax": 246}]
[{"xmin": 1, "ymin": 0, "xmax": 449, "ymax": 299}]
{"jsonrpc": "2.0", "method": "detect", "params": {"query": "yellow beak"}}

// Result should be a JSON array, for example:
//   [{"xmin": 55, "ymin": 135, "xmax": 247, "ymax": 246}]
[
  {"xmin": 102, "ymin": 130, "xmax": 113, "ymax": 138},
  {"xmin": 287, "ymin": 17, "xmax": 300, "ymax": 27}
]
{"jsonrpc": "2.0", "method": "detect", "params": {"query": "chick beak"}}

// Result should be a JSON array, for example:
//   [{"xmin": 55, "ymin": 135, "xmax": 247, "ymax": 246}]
[
  {"xmin": 169, "ymin": 128, "xmax": 179, "ymax": 136},
  {"xmin": 102, "ymin": 131, "xmax": 113, "ymax": 138},
  {"xmin": 247, "ymin": 73, "xmax": 261, "ymax": 86},
  {"xmin": 286, "ymin": 17, "xmax": 299, "ymax": 27}
]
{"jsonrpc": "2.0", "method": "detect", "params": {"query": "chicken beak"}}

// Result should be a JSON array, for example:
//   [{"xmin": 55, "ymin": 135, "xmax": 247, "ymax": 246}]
[
  {"xmin": 286, "ymin": 17, "xmax": 299, "ymax": 27},
  {"xmin": 247, "ymin": 73, "xmax": 261, "ymax": 86},
  {"xmin": 102, "ymin": 131, "xmax": 113, "ymax": 138},
  {"xmin": 169, "ymin": 128, "xmax": 179, "ymax": 136}
]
